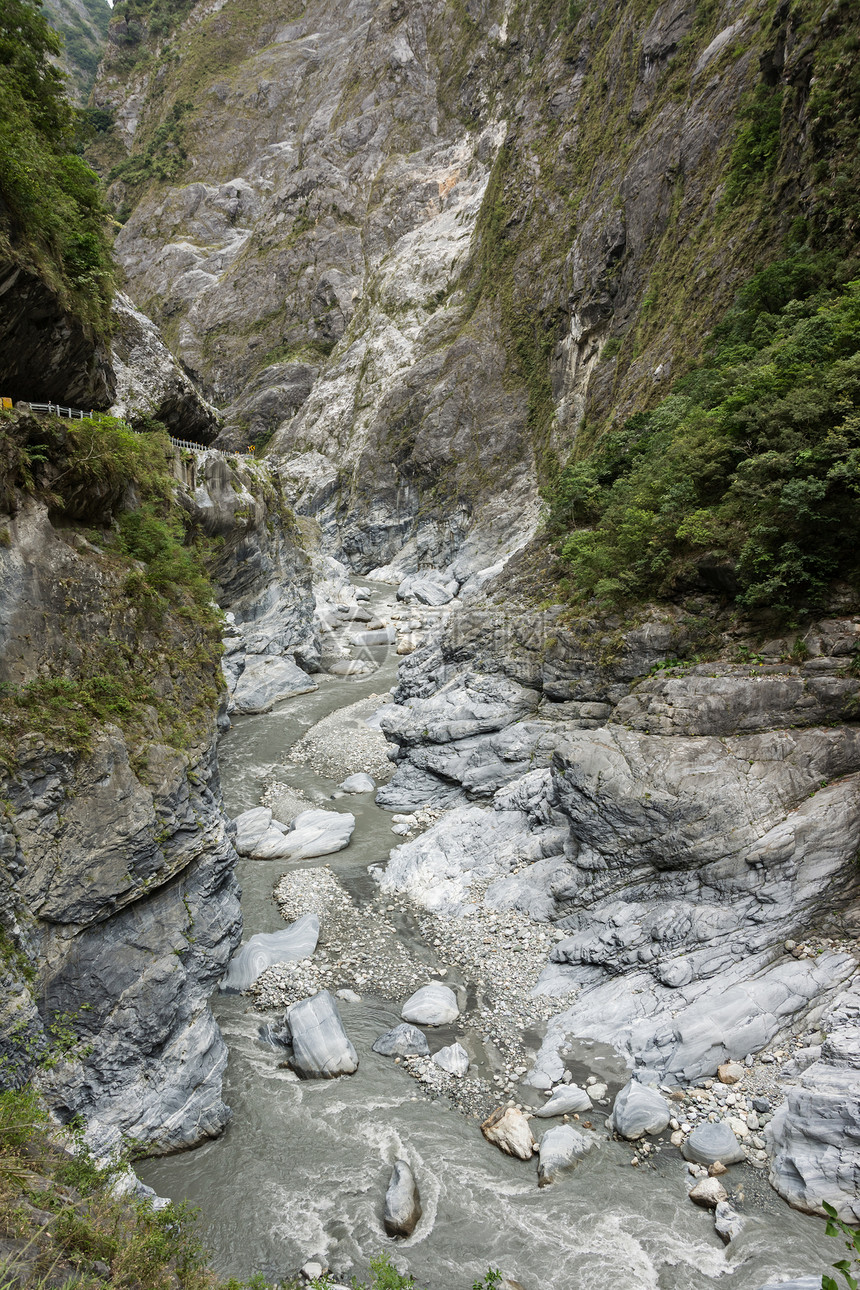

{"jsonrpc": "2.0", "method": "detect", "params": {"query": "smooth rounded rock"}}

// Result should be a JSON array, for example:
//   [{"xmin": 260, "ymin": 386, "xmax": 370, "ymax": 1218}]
[
  {"xmin": 383, "ymin": 1159, "xmax": 422, "ymax": 1238},
  {"xmin": 609, "ymin": 1080, "xmax": 671, "ymax": 1140},
  {"xmin": 401, "ymin": 983, "xmax": 459, "ymax": 1026},
  {"xmin": 432, "ymin": 1042, "xmax": 469, "ymax": 1076},
  {"xmin": 481, "ymin": 1106, "xmax": 536, "ymax": 1160},
  {"xmin": 338, "ymin": 773, "xmax": 376, "ymax": 793},
  {"xmin": 252, "ymin": 808, "xmax": 355, "ymax": 860},
  {"xmin": 372, "ymin": 1024, "xmax": 430, "ymax": 1058},
  {"xmin": 233, "ymin": 806, "xmax": 274, "ymax": 855},
  {"xmin": 537, "ymin": 1125, "xmax": 592, "ymax": 1186},
  {"xmin": 682, "ymin": 1120, "xmax": 745, "ymax": 1167},
  {"xmin": 287, "ymin": 990, "xmax": 359, "ymax": 1078},
  {"xmin": 534, "ymin": 1084, "xmax": 593, "ymax": 1118},
  {"xmin": 718, "ymin": 1062, "xmax": 744, "ymax": 1084},
  {"xmin": 220, "ymin": 914, "xmax": 320, "ymax": 992},
  {"xmin": 231, "ymin": 655, "xmax": 318, "ymax": 714}
]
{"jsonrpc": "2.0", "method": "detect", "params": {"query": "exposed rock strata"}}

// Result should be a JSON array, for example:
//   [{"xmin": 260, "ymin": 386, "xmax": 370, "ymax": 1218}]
[
  {"xmin": 375, "ymin": 603, "xmax": 860, "ymax": 1214},
  {"xmin": 93, "ymin": 0, "xmax": 839, "ymax": 588},
  {"xmin": 108, "ymin": 293, "xmax": 219, "ymax": 442}
]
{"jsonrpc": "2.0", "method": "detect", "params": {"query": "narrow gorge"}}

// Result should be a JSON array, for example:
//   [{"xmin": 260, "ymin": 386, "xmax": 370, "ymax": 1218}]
[{"xmin": 1, "ymin": 0, "xmax": 859, "ymax": 1286}]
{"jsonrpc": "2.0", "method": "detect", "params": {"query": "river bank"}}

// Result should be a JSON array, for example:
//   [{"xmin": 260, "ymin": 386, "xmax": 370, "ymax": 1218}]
[{"xmin": 136, "ymin": 579, "xmax": 851, "ymax": 1290}]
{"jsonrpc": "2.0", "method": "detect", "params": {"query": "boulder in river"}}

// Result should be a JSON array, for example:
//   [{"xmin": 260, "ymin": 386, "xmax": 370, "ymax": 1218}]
[
  {"xmin": 401, "ymin": 983, "xmax": 459, "ymax": 1026},
  {"xmin": 383, "ymin": 1159, "xmax": 422, "ymax": 1238},
  {"xmin": 714, "ymin": 1199, "xmax": 745, "ymax": 1243},
  {"xmin": 233, "ymin": 806, "xmax": 276, "ymax": 855},
  {"xmin": 231, "ymin": 655, "xmax": 318, "ymax": 714},
  {"xmin": 534, "ymin": 1084, "xmax": 593, "ymax": 1118},
  {"xmin": 372, "ymin": 1024, "xmax": 430, "ymax": 1058},
  {"xmin": 537, "ymin": 1125, "xmax": 592, "ymax": 1186},
  {"xmin": 432, "ymin": 1042, "xmax": 469, "ymax": 1076},
  {"xmin": 396, "ymin": 571, "xmax": 457, "ymax": 606},
  {"xmin": 338, "ymin": 773, "xmax": 376, "ymax": 793},
  {"xmin": 220, "ymin": 914, "xmax": 320, "ymax": 992},
  {"xmin": 250, "ymin": 808, "xmax": 355, "ymax": 860},
  {"xmin": 481, "ymin": 1107, "xmax": 536, "ymax": 1160},
  {"xmin": 689, "ymin": 1177, "xmax": 728, "ymax": 1209},
  {"xmin": 681, "ymin": 1120, "xmax": 745, "ymax": 1167},
  {"xmin": 288, "ymin": 990, "xmax": 359, "ymax": 1078},
  {"xmin": 609, "ymin": 1080, "xmax": 671, "ymax": 1139}
]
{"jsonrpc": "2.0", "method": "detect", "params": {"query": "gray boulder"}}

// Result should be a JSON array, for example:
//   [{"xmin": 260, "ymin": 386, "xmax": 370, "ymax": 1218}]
[
  {"xmin": 383, "ymin": 1159, "xmax": 422, "ymax": 1238},
  {"xmin": 220, "ymin": 914, "xmax": 320, "ymax": 992},
  {"xmin": 397, "ymin": 571, "xmax": 457, "ymax": 606},
  {"xmin": 338, "ymin": 773, "xmax": 376, "ymax": 793},
  {"xmin": 401, "ymin": 984, "xmax": 459, "ymax": 1026},
  {"xmin": 537, "ymin": 1125, "xmax": 592, "ymax": 1186},
  {"xmin": 230, "ymin": 655, "xmax": 318, "ymax": 714},
  {"xmin": 534, "ymin": 1084, "xmax": 593, "ymax": 1117},
  {"xmin": 609, "ymin": 1080, "xmax": 671, "ymax": 1139},
  {"xmin": 372, "ymin": 1024, "xmax": 430, "ymax": 1058},
  {"xmin": 682, "ymin": 1120, "xmax": 745, "ymax": 1167},
  {"xmin": 714, "ymin": 1200, "xmax": 745, "ymax": 1244},
  {"xmin": 288, "ymin": 990, "xmax": 359, "ymax": 1078},
  {"xmin": 233, "ymin": 806, "xmax": 276, "ymax": 855},
  {"xmin": 252, "ymin": 809, "xmax": 355, "ymax": 861},
  {"xmin": 432, "ymin": 1042, "xmax": 469, "ymax": 1076}
]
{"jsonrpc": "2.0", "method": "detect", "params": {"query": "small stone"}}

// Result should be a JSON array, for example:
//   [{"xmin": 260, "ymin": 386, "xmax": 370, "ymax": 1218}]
[
  {"xmin": 708, "ymin": 1161, "xmax": 728, "ymax": 1176},
  {"xmin": 302, "ymin": 1263, "xmax": 324, "ymax": 1282},
  {"xmin": 689, "ymin": 1177, "xmax": 728, "ymax": 1209},
  {"xmin": 717, "ymin": 1063, "xmax": 744, "ymax": 1085}
]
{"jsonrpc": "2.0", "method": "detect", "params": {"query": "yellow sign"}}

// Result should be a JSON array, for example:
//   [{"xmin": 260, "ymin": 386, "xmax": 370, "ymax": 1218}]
[{"xmin": 0, "ymin": 397, "xmax": 11, "ymax": 410}]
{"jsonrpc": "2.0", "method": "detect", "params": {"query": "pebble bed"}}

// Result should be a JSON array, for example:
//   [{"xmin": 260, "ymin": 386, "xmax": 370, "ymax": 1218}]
[
  {"xmin": 283, "ymin": 694, "xmax": 394, "ymax": 783},
  {"xmin": 253, "ymin": 867, "xmax": 425, "ymax": 1009}
]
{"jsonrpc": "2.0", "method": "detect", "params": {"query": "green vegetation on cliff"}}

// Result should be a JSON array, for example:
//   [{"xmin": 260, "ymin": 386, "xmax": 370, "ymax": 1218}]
[
  {"xmin": 541, "ymin": 0, "xmax": 860, "ymax": 619},
  {"xmin": 552, "ymin": 254, "xmax": 860, "ymax": 616},
  {"xmin": 0, "ymin": 0, "xmax": 114, "ymax": 335},
  {"xmin": 0, "ymin": 1086, "xmax": 214, "ymax": 1290},
  {"xmin": 42, "ymin": 0, "xmax": 111, "ymax": 101},
  {"xmin": 0, "ymin": 412, "xmax": 222, "ymax": 764}
]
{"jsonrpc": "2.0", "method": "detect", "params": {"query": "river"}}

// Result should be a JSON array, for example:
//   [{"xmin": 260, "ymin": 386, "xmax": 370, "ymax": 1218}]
[{"xmin": 139, "ymin": 583, "xmax": 835, "ymax": 1290}]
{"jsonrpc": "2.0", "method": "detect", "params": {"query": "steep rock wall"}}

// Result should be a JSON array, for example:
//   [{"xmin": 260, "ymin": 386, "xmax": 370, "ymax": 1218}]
[
  {"xmin": 91, "ymin": 0, "xmax": 850, "ymax": 583},
  {"xmin": 0, "ymin": 421, "xmax": 315, "ymax": 1157}
]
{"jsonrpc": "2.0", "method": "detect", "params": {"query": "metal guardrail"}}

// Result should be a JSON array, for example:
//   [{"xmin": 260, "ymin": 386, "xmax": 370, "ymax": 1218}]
[{"xmin": 16, "ymin": 402, "xmax": 255, "ymax": 457}]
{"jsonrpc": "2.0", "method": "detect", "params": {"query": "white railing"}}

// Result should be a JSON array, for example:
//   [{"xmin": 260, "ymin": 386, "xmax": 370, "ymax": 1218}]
[{"xmin": 20, "ymin": 402, "xmax": 255, "ymax": 458}]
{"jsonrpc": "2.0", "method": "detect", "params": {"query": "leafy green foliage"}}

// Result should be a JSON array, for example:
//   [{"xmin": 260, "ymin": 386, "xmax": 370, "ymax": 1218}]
[
  {"xmin": 725, "ymin": 83, "xmax": 784, "ymax": 204},
  {"xmin": 0, "ymin": 1087, "xmax": 213, "ymax": 1290},
  {"xmin": 109, "ymin": 99, "xmax": 194, "ymax": 187},
  {"xmin": 0, "ymin": 0, "xmax": 114, "ymax": 333},
  {"xmin": 0, "ymin": 413, "xmax": 222, "ymax": 761},
  {"xmin": 551, "ymin": 253, "xmax": 860, "ymax": 618},
  {"xmin": 822, "ymin": 1201, "xmax": 860, "ymax": 1290}
]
